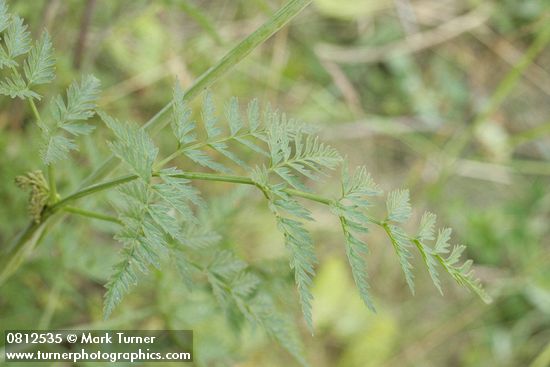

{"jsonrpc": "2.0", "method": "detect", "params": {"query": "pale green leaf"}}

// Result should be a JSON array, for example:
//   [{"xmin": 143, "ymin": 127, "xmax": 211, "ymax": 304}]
[
  {"xmin": 99, "ymin": 111, "xmax": 158, "ymax": 182},
  {"xmin": 386, "ymin": 189, "xmax": 412, "ymax": 223},
  {"xmin": 4, "ymin": 15, "xmax": 30, "ymax": 59},
  {"xmin": 23, "ymin": 31, "xmax": 55, "ymax": 86}
]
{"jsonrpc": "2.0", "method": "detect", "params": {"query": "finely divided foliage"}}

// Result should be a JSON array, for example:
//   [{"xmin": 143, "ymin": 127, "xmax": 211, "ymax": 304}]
[
  {"xmin": 331, "ymin": 165, "xmax": 381, "ymax": 311},
  {"xmin": 5, "ymin": 2, "xmax": 491, "ymax": 365},
  {"xmin": 0, "ymin": 1, "xmax": 53, "ymax": 99},
  {"xmin": 100, "ymin": 82, "xmax": 490, "ymax": 334},
  {"xmin": 41, "ymin": 75, "xmax": 101, "ymax": 164}
]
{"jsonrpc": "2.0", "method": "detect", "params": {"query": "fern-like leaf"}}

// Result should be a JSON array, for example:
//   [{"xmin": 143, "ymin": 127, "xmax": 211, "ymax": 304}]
[
  {"xmin": 412, "ymin": 212, "xmax": 442, "ymax": 294},
  {"xmin": 171, "ymin": 90, "xmax": 268, "ymax": 172},
  {"xmin": 23, "ymin": 31, "xmax": 55, "ymax": 86},
  {"xmin": 201, "ymin": 243, "xmax": 308, "ymax": 366},
  {"xmin": 433, "ymin": 236, "xmax": 491, "ymax": 303},
  {"xmin": 40, "ymin": 132, "xmax": 77, "ymax": 165},
  {"xmin": 206, "ymin": 249, "xmax": 252, "ymax": 308},
  {"xmin": 147, "ymin": 202, "xmax": 184, "ymax": 243},
  {"xmin": 209, "ymin": 141, "xmax": 248, "ymax": 168},
  {"xmin": 434, "ymin": 227, "xmax": 452, "ymax": 254},
  {"xmin": 184, "ymin": 148, "xmax": 231, "ymax": 173},
  {"xmin": 417, "ymin": 211, "xmax": 437, "ymax": 242},
  {"xmin": 270, "ymin": 196, "xmax": 317, "ymax": 333},
  {"xmin": 0, "ymin": 0, "xmax": 9, "ymax": 34},
  {"xmin": 340, "ymin": 217, "xmax": 375, "ymax": 310},
  {"xmin": 202, "ymin": 91, "xmax": 221, "ymax": 139},
  {"xmin": 105, "ymin": 181, "xmax": 175, "ymax": 318},
  {"xmin": 413, "ymin": 240, "xmax": 442, "ymax": 295},
  {"xmin": 154, "ymin": 167, "xmax": 202, "ymax": 219},
  {"xmin": 226, "ymin": 97, "xmax": 244, "ymax": 136},
  {"xmin": 40, "ymin": 75, "xmax": 101, "ymax": 164},
  {"xmin": 180, "ymin": 224, "xmax": 221, "ymax": 249},
  {"xmin": 209, "ymin": 250, "xmax": 247, "ymax": 279},
  {"xmin": 103, "ymin": 246, "xmax": 142, "ymax": 319},
  {"xmin": 230, "ymin": 272, "xmax": 260, "ymax": 299},
  {"xmin": 384, "ymin": 223, "xmax": 415, "ymax": 293},
  {"xmin": 440, "ymin": 255, "xmax": 491, "ymax": 303},
  {"xmin": 333, "ymin": 165, "xmax": 382, "ymax": 310},
  {"xmin": 249, "ymin": 294, "xmax": 309, "ymax": 367},
  {"xmin": 99, "ymin": 111, "xmax": 158, "ymax": 182},
  {"xmin": 52, "ymin": 74, "xmax": 101, "ymax": 123},
  {"xmin": 171, "ymin": 82, "xmax": 196, "ymax": 145},
  {"xmin": 386, "ymin": 189, "xmax": 412, "ymax": 223},
  {"xmin": 4, "ymin": 15, "xmax": 30, "ymax": 60},
  {"xmin": 0, "ymin": 72, "xmax": 38, "ymax": 99},
  {"xmin": 268, "ymin": 126, "xmax": 342, "ymax": 189}
]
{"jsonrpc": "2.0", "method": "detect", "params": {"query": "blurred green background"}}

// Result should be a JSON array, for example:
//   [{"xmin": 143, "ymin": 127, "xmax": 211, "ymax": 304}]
[{"xmin": 1, "ymin": 0, "xmax": 550, "ymax": 366}]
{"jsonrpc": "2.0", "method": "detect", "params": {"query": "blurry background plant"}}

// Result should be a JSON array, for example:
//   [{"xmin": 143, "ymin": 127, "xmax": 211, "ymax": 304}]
[{"xmin": 1, "ymin": 0, "xmax": 549, "ymax": 366}]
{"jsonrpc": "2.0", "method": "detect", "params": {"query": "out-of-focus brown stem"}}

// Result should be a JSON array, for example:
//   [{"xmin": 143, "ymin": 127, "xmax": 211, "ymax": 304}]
[
  {"xmin": 38, "ymin": 0, "xmax": 61, "ymax": 34},
  {"xmin": 73, "ymin": 0, "xmax": 97, "ymax": 69}
]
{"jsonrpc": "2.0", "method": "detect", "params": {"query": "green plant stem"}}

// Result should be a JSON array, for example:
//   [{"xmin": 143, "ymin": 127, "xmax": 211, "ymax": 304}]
[
  {"xmin": 63, "ymin": 206, "xmax": 121, "ymax": 224},
  {"xmin": 530, "ymin": 341, "xmax": 550, "ymax": 367},
  {"xmin": 510, "ymin": 120, "xmax": 550, "ymax": 147},
  {"xmin": 0, "ymin": 219, "xmax": 49, "ymax": 284},
  {"xmin": 47, "ymin": 165, "xmax": 57, "ymax": 203},
  {"xmin": 28, "ymin": 99, "xmax": 58, "ymax": 204},
  {"xmin": 28, "ymin": 97, "xmax": 42, "ymax": 123},
  {"xmin": 52, "ymin": 174, "xmax": 137, "ymax": 210},
  {"xmin": 155, "ymin": 150, "xmax": 182, "ymax": 170},
  {"xmin": 154, "ymin": 137, "xmax": 236, "ymax": 170},
  {"xmin": 285, "ymin": 188, "xmax": 331, "ymax": 205},
  {"xmin": 51, "ymin": 171, "xmax": 332, "ymax": 211},
  {"xmin": 48, "ymin": 170, "xmax": 388, "ymax": 234},
  {"xmin": 154, "ymin": 129, "xmax": 265, "ymax": 170},
  {"xmin": 80, "ymin": 0, "xmax": 311, "ymax": 188},
  {"xmin": 51, "ymin": 171, "xmax": 391, "ymax": 229}
]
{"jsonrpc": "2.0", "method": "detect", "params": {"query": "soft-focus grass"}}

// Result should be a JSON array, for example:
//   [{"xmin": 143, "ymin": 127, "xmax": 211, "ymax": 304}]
[{"xmin": 1, "ymin": 0, "xmax": 549, "ymax": 366}]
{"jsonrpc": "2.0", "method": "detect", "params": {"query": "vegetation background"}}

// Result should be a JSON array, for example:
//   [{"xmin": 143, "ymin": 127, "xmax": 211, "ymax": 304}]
[{"xmin": 1, "ymin": 0, "xmax": 549, "ymax": 366}]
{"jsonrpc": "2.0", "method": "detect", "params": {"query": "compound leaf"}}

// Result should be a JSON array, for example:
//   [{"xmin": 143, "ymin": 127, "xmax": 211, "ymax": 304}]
[
  {"xmin": 99, "ymin": 111, "xmax": 158, "ymax": 182},
  {"xmin": 4, "ymin": 15, "xmax": 30, "ymax": 60},
  {"xmin": 23, "ymin": 31, "xmax": 55, "ymax": 87},
  {"xmin": 386, "ymin": 189, "xmax": 412, "ymax": 223}
]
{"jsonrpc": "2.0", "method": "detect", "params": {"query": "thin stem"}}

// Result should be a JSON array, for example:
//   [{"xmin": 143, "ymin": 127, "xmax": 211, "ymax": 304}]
[
  {"xmin": 155, "ymin": 150, "xmax": 182, "ymax": 170},
  {"xmin": 28, "ymin": 99, "xmax": 58, "ymax": 204},
  {"xmin": 154, "ymin": 129, "xmax": 264, "ymax": 170},
  {"xmin": 509, "ymin": 120, "xmax": 550, "ymax": 147},
  {"xmin": 170, "ymin": 171, "xmax": 256, "ymax": 186},
  {"xmin": 28, "ymin": 98, "xmax": 41, "ymax": 122},
  {"xmin": 285, "ymin": 188, "xmax": 332, "ymax": 205},
  {"xmin": 50, "ymin": 170, "xmax": 335, "ymax": 214},
  {"xmin": 63, "ymin": 206, "xmax": 121, "ymax": 224},
  {"xmin": 51, "ymin": 174, "xmax": 137, "ymax": 211},
  {"xmin": 47, "ymin": 165, "xmax": 57, "ymax": 204}
]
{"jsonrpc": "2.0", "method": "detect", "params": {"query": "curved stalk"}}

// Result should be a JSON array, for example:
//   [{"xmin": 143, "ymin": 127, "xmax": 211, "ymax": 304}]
[
  {"xmin": 51, "ymin": 171, "xmax": 332, "ymax": 211},
  {"xmin": 52, "ymin": 174, "xmax": 137, "ymax": 210},
  {"xmin": 63, "ymin": 206, "xmax": 121, "ymax": 224}
]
